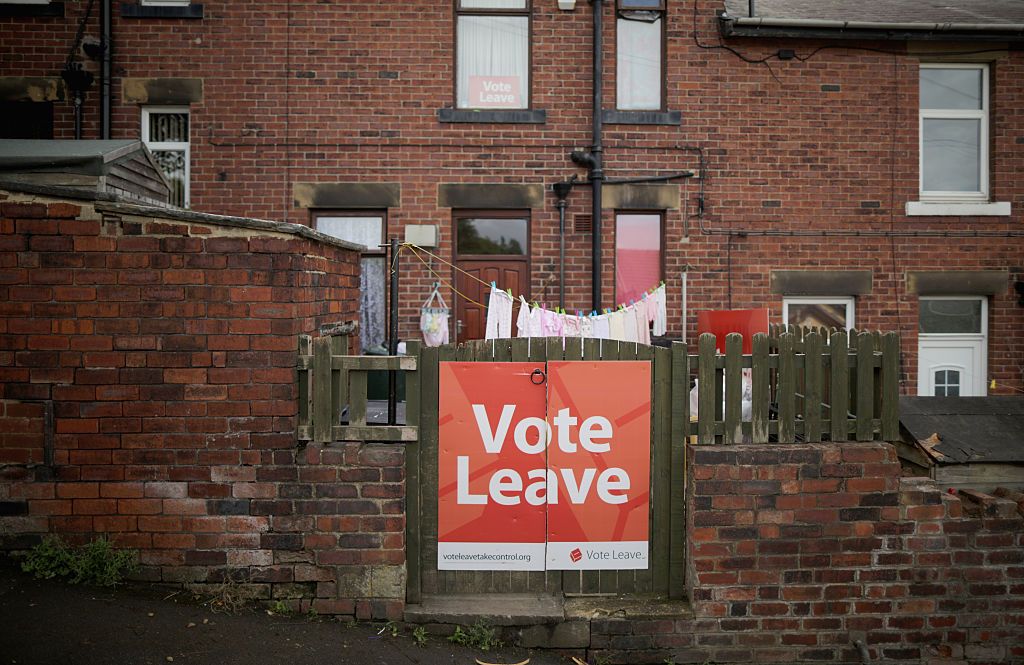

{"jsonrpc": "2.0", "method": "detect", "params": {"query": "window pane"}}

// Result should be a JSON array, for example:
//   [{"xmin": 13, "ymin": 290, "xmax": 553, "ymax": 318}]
[
  {"xmin": 619, "ymin": 0, "xmax": 663, "ymax": 7},
  {"xmin": 151, "ymin": 150, "xmax": 187, "ymax": 207},
  {"xmin": 361, "ymin": 256, "xmax": 387, "ymax": 352},
  {"xmin": 922, "ymin": 118, "xmax": 980, "ymax": 192},
  {"xmin": 315, "ymin": 216, "xmax": 384, "ymax": 251},
  {"xmin": 934, "ymin": 370, "xmax": 960, "ymax": 397},
  {"xmin": 787, "ymin": 303, "xmax": 848, "ymax": 330},
  {"xmin": 921, "ymin": 68, "xmax": 982, "ymax": 110},
  {"xmin": 147, "ymin": 112, "xmax": 189, "ymax": 142},
  {"xmin": 457, "ymin": 217, "xmax": 527, "ymax": 255},
  {"xmin": 615, "ymin": 213, "xmax": 660, "ymax": 304},
  {"xmin": 617, "ymin": 16, "xmax": 661, "ymax": 110},
  {"xmin": 460, "ymin": 0, "xmax": 526, "ymax": 8},
  {"xmin": 457, "ymin": 16, "xmax": 528, "ymax": 109},
  {"xmin": 919, "ymin": 299, "xmax": 982, "ymax": 334}
]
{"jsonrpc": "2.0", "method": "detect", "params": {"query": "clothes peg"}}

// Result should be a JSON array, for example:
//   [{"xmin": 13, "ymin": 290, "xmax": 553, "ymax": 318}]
[
  {"xmin": 491, "ymin": 281, "xmax": 497, "ymax": 289},
  {"xmin": 506, "ymin": 288, "xmax": 513, "ymax": 298}
]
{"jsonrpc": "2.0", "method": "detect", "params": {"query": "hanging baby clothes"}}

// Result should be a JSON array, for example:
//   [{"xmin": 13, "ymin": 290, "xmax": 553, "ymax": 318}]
[
  {"xmin": 622, "ymin": 306, "xmax": 639, "ymax": 343},
  {"xmin": 634, "ymin": 301, "xmax": 650, "ymax": 345},
  {"xmin": 591, "ymin": 314, "xmax": 610, "ymax": 340},
  {"xmin": 563, "ymin": 314, "xmax": 580, "ymax": 338},
  {"xmin": 485, "ymin": 285, "xmax": 514, "ymax": 340},
  {"xmin": 579, "ymin": 315, "xmax": 594, "ymax": 339},
  {"xmin": 516, "ymin": 297, "xmax": 541, "ymax": 337},
  {"xmin": 540, "ymin": 307, "xmax": 561, "ymax": 337},
  {"xmin": 608, "ymin": 309, "xmax": 627, "ymax": 341},
  {"xmin": 419, "ymin": 284, "xmax": 450, "ymax": 347},
  {"xmin": 652, "ymin": 284, "xmax": 668, "ymax": 336}
]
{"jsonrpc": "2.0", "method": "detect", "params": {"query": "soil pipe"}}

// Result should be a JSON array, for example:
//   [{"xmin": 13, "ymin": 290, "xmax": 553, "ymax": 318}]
[
  {"xmin": 388, "ymin": 236, "xmax": 399, "ymax": 425},
  {"xmin": 590, "ymin": 0, "xmax": 605, "ymax": 312},
  {"xmin": 100, "ymin": 0, "xmax": 111, "ymax": 138}
]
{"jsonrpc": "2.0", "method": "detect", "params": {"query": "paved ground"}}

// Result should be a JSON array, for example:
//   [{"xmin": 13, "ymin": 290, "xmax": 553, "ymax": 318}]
[{"xmin": 0, "ymin": 563, "xmax": 568, "ymax": 665}]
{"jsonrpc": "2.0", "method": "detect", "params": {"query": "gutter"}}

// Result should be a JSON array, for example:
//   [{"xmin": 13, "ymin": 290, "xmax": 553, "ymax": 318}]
[{"xmin": 720, "ymin": 12, "xmax": 1024, "ymax": 40}]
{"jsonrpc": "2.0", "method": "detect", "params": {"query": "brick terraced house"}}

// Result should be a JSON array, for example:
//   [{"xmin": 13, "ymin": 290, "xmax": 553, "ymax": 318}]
[{"xmin": 2, "ymin": 0, "xmax": 1023, "ymax": 395}]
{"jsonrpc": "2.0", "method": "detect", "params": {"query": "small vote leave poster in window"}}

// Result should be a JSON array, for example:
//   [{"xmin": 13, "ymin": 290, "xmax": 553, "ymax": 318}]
[{"xmin": 468, "ymin": 76, "xmax": 522, "ymax": 108}]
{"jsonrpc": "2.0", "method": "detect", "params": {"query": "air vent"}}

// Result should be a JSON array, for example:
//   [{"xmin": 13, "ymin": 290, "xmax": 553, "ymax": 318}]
[{"xmin": 574, "ymin": 213, "xmax": 592, "ymax": 234}]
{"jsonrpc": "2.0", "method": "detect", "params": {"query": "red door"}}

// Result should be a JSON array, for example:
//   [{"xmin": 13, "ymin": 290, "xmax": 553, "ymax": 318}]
[{"xmin": 453, "ymin": 212, "xmax": 530, "ymax": 342}]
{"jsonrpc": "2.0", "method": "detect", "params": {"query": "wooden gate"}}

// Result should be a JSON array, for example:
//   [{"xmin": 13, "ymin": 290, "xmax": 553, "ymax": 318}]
[{"xmin": 404, "ymin": 337, "xmax": 688, "ymax": 603}]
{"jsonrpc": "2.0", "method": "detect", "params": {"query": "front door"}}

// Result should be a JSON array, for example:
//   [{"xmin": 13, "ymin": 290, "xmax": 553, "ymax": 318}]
[
  {"xmin": 917, "ymin": 297, "xmax": 988, "ymax": 396},
  {"xmin": 453, "ymin": 211, "xmax": 529, "ymax": 342}
]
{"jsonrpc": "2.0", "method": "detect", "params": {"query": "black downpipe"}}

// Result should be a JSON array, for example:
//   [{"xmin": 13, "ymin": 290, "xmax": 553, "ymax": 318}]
[
  {"xmin": 100, "ymin": 0, "xmax": 111, "ymax": 139},
  {"xmin": 590, "ymin": 0, "xmax": 604, "ymax": 312},
  {"xmin": 387, "ymin": 237, "xmax": 399, "ymax": 426}
]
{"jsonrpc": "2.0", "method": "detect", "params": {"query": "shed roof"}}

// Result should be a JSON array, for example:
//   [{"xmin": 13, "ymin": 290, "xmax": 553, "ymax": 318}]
[
  {"xmin": 899, "ymin": 396, "xmax": 1024, "ymax": 464},
  {"xmin": 723, "ymin": 0, "xmax": 1024, "ymax": 25},
  {"xmin": 0, "ymin": 140, "xmax": 145, "ymax": 175}
]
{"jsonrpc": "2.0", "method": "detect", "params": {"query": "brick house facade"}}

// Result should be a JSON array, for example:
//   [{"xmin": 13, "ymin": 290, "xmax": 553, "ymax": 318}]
[{"xmin": 2, "ymin": 0, "xmax": 1022, "ymax": 395}]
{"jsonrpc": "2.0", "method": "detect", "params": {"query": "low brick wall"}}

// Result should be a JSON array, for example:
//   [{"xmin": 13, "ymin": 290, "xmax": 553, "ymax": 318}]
[
  {"xmin": 585, "ymin": 443, "xmax": 1024, "ymax": 665},
  {"xmin": 0, "ymin": 190, "xmax": 407, "ymax": 619}
]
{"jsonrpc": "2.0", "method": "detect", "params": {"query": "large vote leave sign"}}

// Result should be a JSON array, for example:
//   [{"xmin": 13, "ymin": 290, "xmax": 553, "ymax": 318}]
[{"xmin": 437, "ymin": 361, "xmax": 651, "ymax": 571}]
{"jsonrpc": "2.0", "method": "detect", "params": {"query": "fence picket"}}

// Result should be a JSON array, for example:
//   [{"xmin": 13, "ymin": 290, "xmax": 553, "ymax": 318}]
[
  {"xmin": 856, "ymin": 331, "xmax": 874, "ymax": 441},
  {"xmin": 313, "ymin": 336, "xmax": 333, "ymax": 442},
  {"xmin": 697, "ymin": 333, "xmax": 717, "ymax": 445},
  {"xmin": 804, "ymin": 332, "xmax": 823, "ymax": 443},
  {"xmin": 778, "ymin": 333, "xmax": 796, "ymax": 443},
  {"xmin": 724, "ymin": 333, "xmax": 743, "ymax": 445},
  {"xmin": 751, "ymin": 334, "xmax": 769, "ymax": 444},
  {"xmin": 830, "ymin": 331, "xmax": 849, "ymax": 442},
  {"xmin": 669, "ymin": 341, "xmax": 688, "ymax": 598}
]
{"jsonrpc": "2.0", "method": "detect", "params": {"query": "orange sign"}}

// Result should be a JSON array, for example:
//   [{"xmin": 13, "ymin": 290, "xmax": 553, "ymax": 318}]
[{"xmin": 437, "ymin": 361, "xmax": 651, "ymax": 571}]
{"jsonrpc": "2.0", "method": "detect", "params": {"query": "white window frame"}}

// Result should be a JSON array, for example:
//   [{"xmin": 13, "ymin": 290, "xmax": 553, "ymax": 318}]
[
  {"xmin": 919, "ymin": 63, "xmax": 989, "ymax": 203},
  {"xmin": 917, "ymin": 296, "xmax": 988, "ymax": 396},
  {"xmin": 141, "ymin": 0, "xmax": 190, "ymax": 6},
  {"xmin": 782, "ymin": 296, "xmax": 855, "ymax": 331},
  {"xmin": 142, "ymin": 105, "xmax": 190, "ymax": 208}
]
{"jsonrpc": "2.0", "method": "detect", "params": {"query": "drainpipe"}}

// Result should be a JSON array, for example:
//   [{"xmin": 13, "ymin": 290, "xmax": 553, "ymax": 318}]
[
  {"xmin": 552, "ymin": 175, "xmax": 578, "ymax": 310},
  {"xmin": 590, "ymin": 0, "xmax": 605, "ymax": 312},
  {"xmin": 100, "ymin": 0, "xmax": 112, "ymax": 139}
]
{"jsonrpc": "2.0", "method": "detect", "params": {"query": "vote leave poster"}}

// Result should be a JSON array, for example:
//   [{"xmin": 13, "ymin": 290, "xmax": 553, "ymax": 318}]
[
  {"xmin": 467, "ymin": 76, "xmax": 522, "ymax": 108},
  {"xmin": 437, "ymin": 361, "xmax": 651, "ymax": 572}
]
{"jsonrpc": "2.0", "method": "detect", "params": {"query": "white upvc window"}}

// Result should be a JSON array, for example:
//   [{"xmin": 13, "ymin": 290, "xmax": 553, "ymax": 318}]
[
  {"xmin": 142, "ymin": 106, "xmax": 190, "ymax": 208},
  {"xmin": 919, "ymin": 63, "xmax": 989, "ymax": 202},
  {"xmin": 782, "ymin": 297, "xmax": 855, "ymax": 332}
]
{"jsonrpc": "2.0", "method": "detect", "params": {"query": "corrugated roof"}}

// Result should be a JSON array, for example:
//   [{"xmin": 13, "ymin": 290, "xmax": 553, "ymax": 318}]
[
  {"xmin": 723, "ymin": 0, "xmax": 1024, "ymax": 25},
  {"xmin": 900, "ymin": 396, "xmax": 1024, "ymax": 464}
]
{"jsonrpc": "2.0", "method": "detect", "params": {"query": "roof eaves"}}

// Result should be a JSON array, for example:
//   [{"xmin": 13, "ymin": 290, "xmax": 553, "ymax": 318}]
[{"xmin": 718, "ymin": 12, "xmax": 1024, "ymax": 42}]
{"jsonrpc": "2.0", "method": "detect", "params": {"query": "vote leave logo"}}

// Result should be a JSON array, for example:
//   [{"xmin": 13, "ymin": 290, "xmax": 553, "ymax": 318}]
[{"xmin": 437, "ymin": 361, "xmax": 651, "ymax": 572}]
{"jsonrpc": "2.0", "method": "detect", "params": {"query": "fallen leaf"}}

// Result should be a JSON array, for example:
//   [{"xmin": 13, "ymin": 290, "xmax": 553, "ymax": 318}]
[
  {"xmin": 572, "ymin": 657, "xmax": 590, "ymax": 665},
  {"xmin": 147, "ymin": 613, "xmax": 155, "ymax": 618},
  {"xmin": 166, "ymin": 658, "xmax": 174, "ymax": 663},
  {"xmin": 475, "ymin": 660, "xmax": 529, "ymax": 665},
  {"xmin": 187, "ymin": 623, "xmax": 196, "ymax": 628}
]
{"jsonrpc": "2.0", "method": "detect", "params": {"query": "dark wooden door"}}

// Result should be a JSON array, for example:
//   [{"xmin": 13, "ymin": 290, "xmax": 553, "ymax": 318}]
[{"xmin": 454, "ymin": 260, "xmax": 527, "ymax": 342}]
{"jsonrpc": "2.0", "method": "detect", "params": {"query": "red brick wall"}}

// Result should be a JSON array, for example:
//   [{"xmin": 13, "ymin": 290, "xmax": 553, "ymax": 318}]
[
  {"xmin": 0, "ymin": 190, "xmax": 406, "ymax": 619},
  {"xmin": 3, "ymin": 1, "xmax": 1022, "ymax": 392},
  {"xmin": 599, "ymin": 442, "xmax": 1024, "ymax": 665}
]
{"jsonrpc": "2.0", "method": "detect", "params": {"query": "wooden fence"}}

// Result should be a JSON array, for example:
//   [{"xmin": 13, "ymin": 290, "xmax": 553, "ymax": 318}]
[{"xmin": 297, "ymin": 329, "xmax": 900, "ymax": 447}]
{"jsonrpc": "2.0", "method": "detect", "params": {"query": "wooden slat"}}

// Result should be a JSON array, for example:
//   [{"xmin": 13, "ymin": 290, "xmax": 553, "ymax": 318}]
[
  {"xmin": 597, "ymin": 338, "xmax": 621, "ymax": 596},
  {"xmin": 331, "ymin": 425, "xmax": 417, "ymax": 441},
  {"xmin": 751, "ymin": 334, "xmax": 769, "ymax": 444},
  {"xmin": 436, "ymin": 344, "xmax": 457, "ymax": 594},
  {"xmin": 856, "ymin": 331, "xmax": 874, "ymax": 441},
  {"xmin": 546, "ymin": 337, "xmax": 579, "ymax": 596},
  {"xmin": 724, "ymin": 334, "xmax": 743, "ymax": 445},
  {"xmin": 492, "ymin": 338, "xmax": 514, "ymax": 595},
  {"xmin": 830, "ymin": 331, "xmax": 849, "ymax": 442},
  {"xmin": 348, "ymin": 370, "xmax": 368, "ymax": 427},
  {"xmin": 327, "ymin": 355, "xmax": 418, "ymax": 371},
  {"xmin": 881, "ymin": 333, "xmax": 900, "ymax": 442},
  {"xmin": 804, "ymin": 332, "xmax": 823, "ymax": 443},
  {"xmin": 330, "ymin": 336, "xmax": 347, "ymax": 437},
  {"xmin": 669, "ymin": 342, "xmax": 688, "ymax": 597},
  {"xmin": 420, "ymin": 345, "xmax": 441, "ymax": 596},
  {"xmin": 527, "ymin": 336, "xmax": 554, "ymax": 595},
  {"xmin": 580, "ymin": 336, "xmax": 602, "ymax": 596},
  {"xmin": 297, "ymin": 335, "xmax": 312, "ymax": 438},
  {"xmin": 404, "ymin": 341, "xmax": 422, "ymax": 604},
  {"xmin": 778, "ymin": 333, "xmax": 796, "ymax": 443},
  {"xmin": 697, "ymin": 333, "xmax": 717, "ymax": 445},
  {"xmin": 313, "ymin": 336, "xmax": 333, "ymax": 443},
  {"xmin": 652, "ymin": 345, "xmax": 672, "ymax": 596},
  {"xmin": 629, "ymin": 341, "xmax": 652, "ymax": 594}
]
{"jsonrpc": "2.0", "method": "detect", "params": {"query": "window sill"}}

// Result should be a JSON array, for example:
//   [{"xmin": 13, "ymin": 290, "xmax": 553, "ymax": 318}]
[
  {"xmin": 438, "ymin": 108, "xmax": 546, "ymax": 124},
  {"xmin": 601, "ymin": 110, "xmax": 681, "ymax": 126},
  {"xmin": 0, "ymin": 2, "xmax": 63, "ymax": 17},
  {"xmin": 120, "ymin": 3, "xmax": 203, "ymax": 18},
  {"xmin": 906, "ymin": 201, "xmax": 1011, "ymax": 216}
]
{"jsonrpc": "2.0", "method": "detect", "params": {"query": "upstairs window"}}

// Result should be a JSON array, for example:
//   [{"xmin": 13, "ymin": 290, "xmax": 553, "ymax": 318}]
[
  {"xmin": 919, "ymin": 64, "xmax": 988, "ymax": 201},
  {"xmin": 456, "ymin": 0, "xmax": 530, "ymax": 110},
  {"xmin": 616, "ymin": 0, "xmax": 664, "ymax": 111},
  {"xmin": 142, "ymin": 106, "xmax": 190, "ymax": 207}
]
